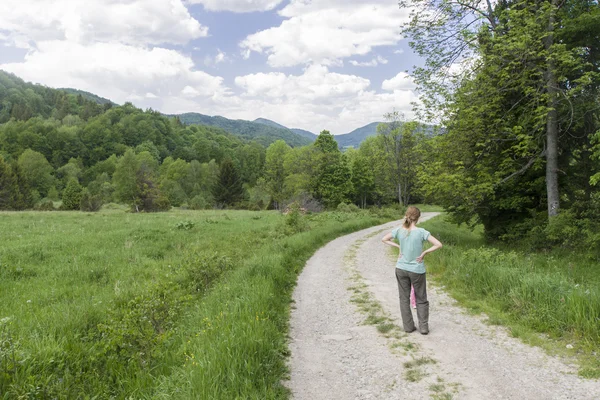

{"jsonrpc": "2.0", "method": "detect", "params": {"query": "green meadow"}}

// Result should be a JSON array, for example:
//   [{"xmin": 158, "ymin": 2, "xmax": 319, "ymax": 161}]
[
  {"xmin": 0, "ymin": 208, "xmax": 394, "ymax": 399},
  {"xmin": 421, "ymin": 217, "xmax": 600, "ymax": 378}
]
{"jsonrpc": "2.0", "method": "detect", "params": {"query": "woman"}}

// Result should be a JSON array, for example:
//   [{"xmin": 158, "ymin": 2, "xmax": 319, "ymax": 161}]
[{"xmin": 381, "ymin": 206, "xmax": 442, "ymax": 334}]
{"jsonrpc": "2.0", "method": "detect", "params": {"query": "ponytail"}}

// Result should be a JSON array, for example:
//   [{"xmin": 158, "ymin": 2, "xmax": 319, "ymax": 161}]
[{"xmin": 402, "ymin": 206, "xmax": 421, "ymax": 229}]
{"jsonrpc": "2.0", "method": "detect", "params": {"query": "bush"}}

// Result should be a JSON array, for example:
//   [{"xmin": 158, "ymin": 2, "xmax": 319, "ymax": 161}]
[
  {"xmin": 34, "ymin": 198, "xmax": 55, "ymax": 211},
  {"xmin": 175, "ymin": 221, "xmax": 195, "ymax": 230},
  {"xmin": 80, "ymin": 189, "xmax": 103, "ymax": 212},
  {"xmin": 283, "ymin": 192, "xmax": 323, "ymax": 213},
  {"xmin": 283, "ymin": 201, "xmax": 309, "ymax": 235},
  {"xmin": 337, "ymin": 202, "xmax": 360, "ymax": 212},
  {"xmin": 184, "ymin": 252, "xmax": 232, "ymax": 293},
  {"xmin": 62, "ymin": 178, "xmax": 83, "ymax": 210},
  {"xmin": 189, "ymin": 194, "xmax": 210, "ymax": 210}
]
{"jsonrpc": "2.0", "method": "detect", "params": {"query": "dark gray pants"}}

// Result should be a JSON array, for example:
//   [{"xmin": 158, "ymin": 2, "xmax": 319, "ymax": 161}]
[{"xmin": 395, "ymin": 268, "xmax": 429, "ymax": 333}]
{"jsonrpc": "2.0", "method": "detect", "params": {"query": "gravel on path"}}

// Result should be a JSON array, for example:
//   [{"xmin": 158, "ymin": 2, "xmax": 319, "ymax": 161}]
[{"xmin": 287, "ymin": 213, "xmax": 600, "ymax": 399}]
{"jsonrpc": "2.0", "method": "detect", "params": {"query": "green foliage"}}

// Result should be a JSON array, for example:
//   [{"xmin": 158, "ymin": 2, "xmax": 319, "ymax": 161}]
[
  {"xmin": 337, "ymin": 202, "xmax": 360, "ymax": 212},
  {"xmin": 174, "ymin": 220, "xmax": 195, "ymax": 230},
  {"xmin": 283, "ymin": 201, "xmax": 309, "ymax": 234},
  {"xmin": 61, "ymin": 178, "xmax": 83, "ymax": 210},
  {"xmin": 0, "ymin": 210, "xmax": 392, "ymax": 397},
  {"xmin": 17, "ymin": 149, "xmax": 54, "ymax": 197},
  {"xmin": 79, "ymin": 188, "xmax": 103, "ymax": 212},
  {"xmin": 184, "ymin": 252, "xmax": 232, "ymax": 293},
  {"xmin": 189, "ymin": 194, "xmax": 211, "ymax": 210},
  {"xmin": 212, "ymin": 157, "xmax": 244, "ymax": 207},
  {"xmin": 174, "ymin": 112, "xmax": 312, "ymax": 147},
  {"xmin": 405, "ymin": 0, "xmax": 600, "ymax": 239},
  {"xmin": 0, "ymin": 157, "xmax": 30, "ymax": 210},
  {"xmin": 34, "ymin": 198, "xmax": 55, "ymax": 211},
  {"xmin": 264, "ymin": 140, "xmax": 291, "ymax": 208},
  {"xmin": 422, "ymin": 217, "xmax": 600, "ymax": 377}
]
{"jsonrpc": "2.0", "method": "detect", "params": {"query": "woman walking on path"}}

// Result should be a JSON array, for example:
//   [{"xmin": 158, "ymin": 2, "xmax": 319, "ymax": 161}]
[{"xmin": 382, "ymin": 207, "xmax": 443, "ymax": 334}]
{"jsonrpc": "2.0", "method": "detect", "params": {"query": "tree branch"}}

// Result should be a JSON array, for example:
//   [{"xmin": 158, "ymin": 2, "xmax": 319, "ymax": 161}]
[{"xmin": 496, "ymin": 150, "xmax": 546, "ymax": 186}]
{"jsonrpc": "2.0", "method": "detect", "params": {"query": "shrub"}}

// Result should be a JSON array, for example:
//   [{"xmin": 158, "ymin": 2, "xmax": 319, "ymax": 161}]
[
  {"xmin": 337, "ymin": 202, "xmax": 360, "ymax": 212},
  {"xmin": 175, "ymin": 221, "xmax": 195, "ymax": 230},
  {"xmin": 283, "ymin": 201, "xmax": 309, "ymax": 234},
  {"xmin": 184, "ymin": 252, "xmax": 232, "ymax": 293},
  {"xmin": 62, "ymin": 178, "xmax": 83, "ymax": 210},
  {"xmin": 189, "ymin": 194, "xmax": 210, "ymax": 210},
  {"xmin": 34, "ymin": 198, "xmax": 55, "ymax": 211},
  {"xmin": 80, "ymin": 189, "xmax": 103, "ymax": 212},
  {"xmin": 283, "ymin": 192, "xmax": 323, "ymax": 213}
]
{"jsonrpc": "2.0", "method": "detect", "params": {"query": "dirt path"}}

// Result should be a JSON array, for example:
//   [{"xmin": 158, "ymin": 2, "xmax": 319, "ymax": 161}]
[{"xmin": 287, "ymin": 214, "xmax": 600, "ymax": 399}]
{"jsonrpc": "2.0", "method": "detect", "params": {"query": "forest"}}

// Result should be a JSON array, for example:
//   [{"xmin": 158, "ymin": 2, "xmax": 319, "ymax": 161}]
[{"xmin": 0, "ymin": 70, "xmax": 431, "ymax": 215}]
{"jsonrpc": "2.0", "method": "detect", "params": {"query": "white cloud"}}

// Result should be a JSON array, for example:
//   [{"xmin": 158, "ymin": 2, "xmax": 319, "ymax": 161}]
[
  {"xmin": 0, "ymin": 0, "xmax": 207, "ymax": 48},
  {"xmin": 187, "ymin": 0, "xmax": 284, "ymax": 12},
  {"xmin": 1, "ymin": 40, "xmax": 228, "ymax": 106},
  {"xmin": 203, "ymin": 50, "xmax": 228, "ymax": 67},
  {"xmin": 0, "ymin": 0, "xmax": 422, "ymax": 135},
  {"xmin": 240, "ymin": 1, "xmax": 410, "ymax": 67},
  {"xmin": 235, "ymin": 65, "xmax": 370, "ymax": 103},
  {"xmin": 350, "ymin": 55, "xmax": 388, "ymax": 67},
  {"xmin": 382, "ymin": 72, "xmax": 416, "ymax": 91},
  {"xmin": 229, "ymin": 65, "xmax": 418, "ymax": 133}
]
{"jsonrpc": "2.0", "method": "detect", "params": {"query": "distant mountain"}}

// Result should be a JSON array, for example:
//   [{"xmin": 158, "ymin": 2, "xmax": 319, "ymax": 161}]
[
  {"xmin": 59, "ymin": 88, "xmax": 115, "ymax": 105},
  {"xmin": 291, "ymin": 128, "xmax": 318, "ymax": 141},
  {"xmin": 334, "ymin": 122, "xmax": 383, "ymax": 148},
  {"xmin": 253, "ymin": 117, "xmax": 288, "ymax": 130},
  {"xmin": 173, "ymin": 113, "xmax": 312, "ymax": 148},
  {"xmin": 254, "ymin": 118, "xmax": 318, "ymax": 142}
]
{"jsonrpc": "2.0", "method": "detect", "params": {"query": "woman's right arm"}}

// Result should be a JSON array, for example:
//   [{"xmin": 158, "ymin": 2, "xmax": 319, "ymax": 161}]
[{"xmin": 381, "ymin": 232, "xmax": 400, "ymax": 249}]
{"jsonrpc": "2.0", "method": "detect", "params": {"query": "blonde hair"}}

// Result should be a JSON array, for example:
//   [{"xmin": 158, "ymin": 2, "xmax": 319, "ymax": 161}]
[{"xmin": 403, "ymin": 206, "xmax": 421, "ymax": 229}]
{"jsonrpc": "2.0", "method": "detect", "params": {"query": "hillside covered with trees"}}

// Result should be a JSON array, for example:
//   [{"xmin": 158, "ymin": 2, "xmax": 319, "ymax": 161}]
[{"xmin": 0, "ymin": 70, "xmax": 432, "ymax": 214}]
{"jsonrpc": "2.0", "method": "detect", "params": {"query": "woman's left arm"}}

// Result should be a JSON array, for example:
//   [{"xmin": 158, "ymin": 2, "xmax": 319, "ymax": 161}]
[{"xmin": 416, "ymin": 235, "xmax": 442, "ymax": 263}]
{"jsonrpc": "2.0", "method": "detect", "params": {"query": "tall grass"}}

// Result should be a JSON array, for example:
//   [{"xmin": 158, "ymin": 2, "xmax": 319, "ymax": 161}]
[
  {"xmin": 421, "ymin": 217, "xmax": 600, "ymax": 377},
  {"xmin": 0, "ymin": 209, "xmax": 392, "ymax": 398}
]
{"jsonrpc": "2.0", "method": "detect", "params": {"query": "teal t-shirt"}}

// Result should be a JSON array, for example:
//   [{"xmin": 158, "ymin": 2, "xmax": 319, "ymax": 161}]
[{"xmin": 391, "ymin": 227, "xmax": 431, "ymax": 274}]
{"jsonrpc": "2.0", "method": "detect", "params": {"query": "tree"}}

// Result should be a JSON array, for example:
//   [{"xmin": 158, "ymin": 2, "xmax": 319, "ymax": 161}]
[
  {"xmin": 213, "ymin": 158, "xmax": 244, "ymax": 207},
  {"xmin": 401, "ymin": 0, "xmax": 600, "ymax": 231},
  {"xmin": 350, "ymin": 154, "xmax": 375, "ymax": 209},
  {"xmin": 113, "ymin": 149, "xmax": 140, "ymax": 206},
  {"xmin": 264, "ymin": 140, "xmax": 291, "ymax": 209},
  {"xmin": 62, "ymin": 178, "xmax": 83, "ymax": 210},
  {"xmin": 309, "ymin": 130, "xmax": 351, "ymax": 208},
  {"xmin": 17, "ymin": 149, "xmax": 55, "ymax": 198},
  {"xmin": 377, "ymin": 114, "xmax": 424, "ymax": 206},
  {"xmin": 0, "ymin": 157, "xmax": 24, "ymax": 210}
]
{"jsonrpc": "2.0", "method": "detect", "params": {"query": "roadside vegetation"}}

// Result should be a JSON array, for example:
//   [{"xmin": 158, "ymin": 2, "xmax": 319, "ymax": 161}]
[
  {"xmin": 421, "ymin": 216, "xmax": 600, "ymax": 378},
  {"xmin": 0, "ymin": 207, "xmax": 396, "ymax": 398}
]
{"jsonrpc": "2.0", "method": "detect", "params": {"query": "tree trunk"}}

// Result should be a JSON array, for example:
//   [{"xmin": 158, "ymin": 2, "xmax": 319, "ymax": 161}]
[
  {"xmin": 544, "ymin": 0, "xmax": 560, "ymax": 218},
  {"xmin": 397, "ymin": 183, "xmax": 403, "ymax": 206}
]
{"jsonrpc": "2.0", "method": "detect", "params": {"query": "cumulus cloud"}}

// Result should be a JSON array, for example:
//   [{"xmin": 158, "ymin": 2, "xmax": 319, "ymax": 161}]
[
  {"xmin": 235, "ymin": 65, "xmax": 370, "ymax": 103},
  {"xmin": 382, "ymin": 72, "xmax": 416, "ymax": 91},
  {"xmin": 240, "ymin": 0, "xmax": 410, "ymax": 67},
  {"xmin": 229, "ymin": 65, "xmax": 417, "ymax": 133},
  {"xmin": 187, "ymin": 0, "xmax": 284, "ymax": 12},
  {"xmin": 0, "ymin": 0, "xmax": 207, "ymax": 48},
  {"xmin": 350, "ymin": 56, "xmax": 388, "ymax": 67},
  {"xmin": 1, "ymin": 40, "xmax": 228, "ymax": 105}
]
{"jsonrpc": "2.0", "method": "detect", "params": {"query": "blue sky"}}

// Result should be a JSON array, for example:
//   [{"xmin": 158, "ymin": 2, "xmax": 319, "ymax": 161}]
[{"xmin": 0, "ymin": 0, "xmax": 423, "ymax": 134}]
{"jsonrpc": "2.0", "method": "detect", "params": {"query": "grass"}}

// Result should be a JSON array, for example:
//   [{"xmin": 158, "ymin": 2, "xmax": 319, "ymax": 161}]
[
  {"xmin": 420, "ymin": 216, "xmax": 600, "ymax": 378},
  {"xmin": 0, "ymin": 208, "xmax": 392, "ymax": 399}
]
